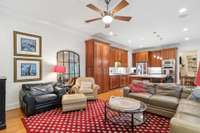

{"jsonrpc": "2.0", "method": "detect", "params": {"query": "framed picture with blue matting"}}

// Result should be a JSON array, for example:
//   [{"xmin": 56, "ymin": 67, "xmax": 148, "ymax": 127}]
[
  {"xmin": 14, "ymin": 58, "xmax": 42, "ymax": 82},
  {"xmin": 13, "ymin": 31, "xmax": 42, "ymax": 57}
]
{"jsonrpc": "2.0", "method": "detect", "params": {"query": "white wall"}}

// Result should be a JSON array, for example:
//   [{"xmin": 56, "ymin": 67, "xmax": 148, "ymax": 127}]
[{"xmin": 0, "ymin": 13, "xmax": 88, "ymax": 110}]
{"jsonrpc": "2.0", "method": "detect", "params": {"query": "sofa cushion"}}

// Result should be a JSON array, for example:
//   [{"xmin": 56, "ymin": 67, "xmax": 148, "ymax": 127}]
[
  {"xmin": 170, "ymin": 112, "xmax": 200, "ymax": 133},
  {"xmin": 80, "ymin": 81, "xmax": 92, "ymax": 91},
  {"xmin": 35, "ymin": 94, "xmax": 57, "ymax": 103},
  {"xmin": 128, "ymin": 92, "xmax": 152, "ymax": 103},
  {"xmin": 149, "ymin": 95, "xmax": 179, "ymax": 110},
  {"xmin": 79, "ymin": 88, "xmax": 93, "ymax": 94},
  {"xmin": 188, "ymin": 88, "xmax": 200, "ymax": 102},
  {"xmin": 177, "ymin": 99, "xmax": 200, "ymax": 117},
  {"xmin": 30, "ymin": 84, "xmax": 54, "ymax": 96},
  {"xmin": 156, "ymin": 83, "xmax": 182, "ymax": 98}
]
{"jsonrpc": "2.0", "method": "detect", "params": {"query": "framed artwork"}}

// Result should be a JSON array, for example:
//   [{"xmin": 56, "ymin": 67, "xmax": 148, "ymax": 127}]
[
  {"xmin": 14, "ymin": 58, "xmax": 42, "ymax": 82},
  {"xmin": 13, "ymin": 31, "xmax": 42, "ymax": 57}
]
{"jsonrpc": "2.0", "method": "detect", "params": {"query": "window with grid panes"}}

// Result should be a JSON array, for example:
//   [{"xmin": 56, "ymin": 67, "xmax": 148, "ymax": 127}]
[{"xmin": 57, "ymin": 50, "xmax": 80, "ymax": 81}]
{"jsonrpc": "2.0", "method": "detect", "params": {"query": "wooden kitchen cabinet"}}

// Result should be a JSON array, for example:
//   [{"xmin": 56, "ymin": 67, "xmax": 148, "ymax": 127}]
[
  {"xmin": 120, "ymin": 75, "xmax": 128, "ymax": 87},
  {"xmin": 161, "ymin": 48, "xmax": 177, "ymax": 59},
  {"xmin": 121, "ymin": 50, "xmax": 128, "ymax": 67},
  {"xmin": 85, "ymin": 39, "xmax": 110, "ymax": 93},
  {"xmin": 110, "ymin": 47, "xmax": 128, "ymax": 67},
  {"xmin": 132, "ymin": 53, "xmax": 136, "ymax": 67},
  {"xmin": 133, "ymin": 51, "xmax": 149, "ymax": 64},
  {"xmin": 149, "ymin": 50, "xmax": 162, "ymax": 67},
  {"xmin": 110, "ymin": 75, "xmax": 120, "ymax": 89}
]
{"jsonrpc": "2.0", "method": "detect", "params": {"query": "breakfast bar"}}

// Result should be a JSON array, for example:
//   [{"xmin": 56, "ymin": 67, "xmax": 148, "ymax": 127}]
[{"xmin": 129, "ymin": 74, "xmax": 167, "ymax": 83}]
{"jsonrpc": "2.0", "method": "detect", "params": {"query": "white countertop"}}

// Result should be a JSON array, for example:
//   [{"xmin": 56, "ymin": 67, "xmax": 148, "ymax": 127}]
[{"xmin": 129, "ymin": 74, "xmax": 167, "ymax": 79}]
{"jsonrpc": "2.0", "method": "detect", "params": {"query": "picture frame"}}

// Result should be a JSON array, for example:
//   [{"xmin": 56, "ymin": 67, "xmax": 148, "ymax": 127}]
[
  {"xmin": 13, "ymin": 31, "xmax": 42, "ymax": 57},
  {"xmin": 14, "ymin": 58, "xmax": 42, "ymax": 82}
]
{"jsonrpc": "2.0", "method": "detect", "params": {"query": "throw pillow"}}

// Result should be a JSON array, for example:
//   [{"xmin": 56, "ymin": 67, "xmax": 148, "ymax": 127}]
[
  {"xmin": 80, "ymin": 81, "xmax": 92, "ymax": 92},
  {"xmin": 188, "ymin": 87, "xmax": 200, "ymax": 102},
  {"xmin": 130, "ymin": 83, "xmax": 145, "ymax": 93}
]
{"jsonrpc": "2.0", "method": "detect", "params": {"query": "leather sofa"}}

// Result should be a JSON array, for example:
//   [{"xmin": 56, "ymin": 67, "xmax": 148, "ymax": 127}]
[
  {"xmin": 124, "ymin": 80, "xmax": 200, "ymax": 133},
  {"xmin": 19, "ymin": 82, "xmax": 66, "ymax": 116}
]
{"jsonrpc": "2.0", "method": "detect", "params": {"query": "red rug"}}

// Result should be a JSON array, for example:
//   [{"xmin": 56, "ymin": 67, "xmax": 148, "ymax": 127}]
[{"xmin": 22, "ymin": 100, "xmax": 170, "ymax": 133}]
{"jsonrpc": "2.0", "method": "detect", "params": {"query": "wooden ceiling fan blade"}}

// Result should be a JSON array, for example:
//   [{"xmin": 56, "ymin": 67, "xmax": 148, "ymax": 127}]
[
  {"xmin": 111, "ymin": 0, "xmax": 129, "ymax": 14},
  {"xmin": 86, "ymin": 4, "xmax": 102, "ymax": 13},
  {"xmin": 114, "ymin": 16, "xmax": 132, "ymax": 21},
  {"xmin": 85, "ymin": 18, "xmax": 102, "ymax": 23}
]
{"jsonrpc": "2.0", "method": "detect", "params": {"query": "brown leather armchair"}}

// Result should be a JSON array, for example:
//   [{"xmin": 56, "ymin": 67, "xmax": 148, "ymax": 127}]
[{"xmin": 71, "ymin": 77, "xmax": 100, "ymax": 100}]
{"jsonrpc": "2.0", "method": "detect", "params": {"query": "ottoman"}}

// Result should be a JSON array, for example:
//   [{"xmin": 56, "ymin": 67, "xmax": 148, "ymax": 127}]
[{"xmin": 62, "ymin": 94, "xmax": 87, "ymax": 112}]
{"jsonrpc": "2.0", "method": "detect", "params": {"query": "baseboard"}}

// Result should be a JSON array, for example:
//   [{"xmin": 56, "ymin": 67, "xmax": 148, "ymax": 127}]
[{"xmin": 6, "ymin": 102, "xmax": 19, "ymax": 111}]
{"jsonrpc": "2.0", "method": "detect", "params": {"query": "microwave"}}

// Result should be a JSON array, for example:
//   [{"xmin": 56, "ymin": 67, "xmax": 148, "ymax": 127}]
[{"xmin": 162, "ymin": 59, "xmax": 175, "ymax": 68}]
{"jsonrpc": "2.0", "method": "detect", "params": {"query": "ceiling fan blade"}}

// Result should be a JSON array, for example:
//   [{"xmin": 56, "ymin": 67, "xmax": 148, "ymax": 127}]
[
  {"xmin": 111, "ymin": 0, "xmax": 129, "ymax": 14},
  {"xmin": 85, "ymin": 18, "xmax": 102, "ymax": 23},
  {"xmin": 105, "ymin": 24, "xmax": 110, "ymax": 28},
  {"xmin": 114, "ymin": 16, "xmax": 132, "ymax": 21},
  {"xmin": 86, "ymin": 4, "xmax": 102, "ymax": 13}
]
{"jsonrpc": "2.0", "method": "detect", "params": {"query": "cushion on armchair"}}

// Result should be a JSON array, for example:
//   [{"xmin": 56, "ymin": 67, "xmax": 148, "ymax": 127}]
[
  {"xmin": 35, "ymin": 94, "xmax": 57, "ymax": 103},
  {"xmin": 79, "ymin": 81, "xmax": 93, "ymax": 93}
]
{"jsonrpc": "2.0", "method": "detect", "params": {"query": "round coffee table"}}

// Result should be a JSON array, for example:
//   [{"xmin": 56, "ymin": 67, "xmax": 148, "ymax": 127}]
[{"xmin": 104, "ymin": 96, "xmax": 147, "ymax": 133}]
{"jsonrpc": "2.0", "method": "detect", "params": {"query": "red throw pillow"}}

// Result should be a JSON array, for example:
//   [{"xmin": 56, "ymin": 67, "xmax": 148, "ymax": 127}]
[{"xmin": 130, "ymin": 83, "xmax": 145, "ymax": 93}]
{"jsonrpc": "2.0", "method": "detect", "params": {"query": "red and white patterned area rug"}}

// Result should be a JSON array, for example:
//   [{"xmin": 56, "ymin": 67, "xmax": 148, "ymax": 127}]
[{"xmin": 22, "ymin": 100, "xmax": 170, "ymax": 133}]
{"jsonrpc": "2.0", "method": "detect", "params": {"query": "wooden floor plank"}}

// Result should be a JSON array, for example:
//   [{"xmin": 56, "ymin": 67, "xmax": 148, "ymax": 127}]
[{"xmin": 0, "ymin": 88, "xmax": 122, "ymax": 133}]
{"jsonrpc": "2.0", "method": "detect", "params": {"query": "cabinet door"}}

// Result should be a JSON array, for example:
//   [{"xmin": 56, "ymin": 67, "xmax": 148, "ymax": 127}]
[
  {"xmin": 94, "ymin": 42, "xmax": 104, "ymax": 91},
  {"xmin": 109, "ymin": 47, "xmax": 115, "ymax": 66},
  {"xmin": 121, "ymin": 50, "xmax": 128, "ymax": 67},
  {"xmin": 149, "ymin": 51, "xmax": 161, "ymax": 67},
  {"xmin": 132, "ymin": 53, "xmax": 136, "ymax": 67},
  {"xmin": 110, "ymin": 76, "xmax": 120, "ymax": 89},
  {"xmin": 161, "ymin": 48, "xmax": 177, "ymax": 59},
  {"xmin": 101, "ymin": 43, "xmax": 110, "ymax": 92},
  {"xmin": 85, "ymin": 41, "xmax": 94, "ymax": 77}
]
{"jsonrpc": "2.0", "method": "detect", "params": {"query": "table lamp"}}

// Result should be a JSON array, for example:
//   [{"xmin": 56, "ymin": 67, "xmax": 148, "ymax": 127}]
[{"xmin": 53, "ymin": 65, "xmax": 66, "ymax": 85}]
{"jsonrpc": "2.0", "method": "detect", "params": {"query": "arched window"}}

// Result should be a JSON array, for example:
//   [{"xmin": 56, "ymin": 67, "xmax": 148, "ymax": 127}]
[{"xmin": 57, "ymin": 50, "xmax": 80, "ymax": 81}]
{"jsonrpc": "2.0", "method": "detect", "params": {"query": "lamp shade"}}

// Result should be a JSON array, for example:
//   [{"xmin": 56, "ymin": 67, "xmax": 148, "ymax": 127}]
[
  {"xmin": 195, "ymin": 62, "xmax": 200, "ymax": 86},
  {"xmin": 53, "ymin": 65, "xmax": 66, "ymax": 73}
]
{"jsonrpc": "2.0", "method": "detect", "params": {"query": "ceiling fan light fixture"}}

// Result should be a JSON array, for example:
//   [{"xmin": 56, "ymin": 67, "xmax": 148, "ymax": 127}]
[{"xmin": 102, "ymin": 15, "xmax": 113, "ymax": 24}]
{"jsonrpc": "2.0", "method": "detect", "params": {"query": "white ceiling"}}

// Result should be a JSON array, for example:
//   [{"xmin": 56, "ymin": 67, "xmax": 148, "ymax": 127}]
[{"xmin": 0, "ymin": 0, "xmax": 199, "ymax": 49}]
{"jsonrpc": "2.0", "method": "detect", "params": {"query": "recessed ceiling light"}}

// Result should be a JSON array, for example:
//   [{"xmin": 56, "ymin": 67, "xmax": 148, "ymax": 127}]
[
  {"xmin": 184, "ymin": 37, "xmax": 190, "ymax": 41},
  {"xmin": 179, "ymin": 8, "xmax": 187, "ymax": 14},
  {"xmin": 109, "ymin": 31, "xmax": 114, "ymax": 36},
  {"xmin": 128, "ymin": 40, "xmax": 132, "ymax": 44},
  {"xmin": 183, "ymin": 28, "xmax": 189, "ymax": 32}
]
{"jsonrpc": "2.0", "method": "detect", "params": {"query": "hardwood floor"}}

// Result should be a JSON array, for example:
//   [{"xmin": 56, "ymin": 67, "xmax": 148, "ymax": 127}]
[{"xmin": 0, "ymin": 88, "xmax": 122, "ymax": 133}]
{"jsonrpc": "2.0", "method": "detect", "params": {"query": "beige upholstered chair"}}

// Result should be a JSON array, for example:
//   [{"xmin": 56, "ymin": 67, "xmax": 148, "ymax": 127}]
[{"xmin": 71, "ymin": 77, "xmax": 100, "ymax": 100}]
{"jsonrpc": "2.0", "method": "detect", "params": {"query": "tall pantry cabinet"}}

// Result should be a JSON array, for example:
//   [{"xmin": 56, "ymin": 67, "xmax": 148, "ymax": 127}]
[{"xmin": 85, "ymin": 39, "xmax": 110, "ymax": 93}]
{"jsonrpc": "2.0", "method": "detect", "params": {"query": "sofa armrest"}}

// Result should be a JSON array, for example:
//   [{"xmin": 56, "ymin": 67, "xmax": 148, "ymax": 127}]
[
  {"xmin": 54, "ymin": 86, "xmax": 66, "ymax": 97},
  {"xmin": 70, "ymin": 84, "xmax": 80, "ymax": 93},
  {"xmin": 123, "ymin": 87, "xmax": 130, "ymax": 97},
  {"xmin": 93, "ymin": 84, "xmax": 100, "ymax": 96},
  {"xmin": 21, "ymin": 90, "xmax": 35, "ymax": 116},
  {"xmin": 170, "ymin": 117, "xmax": 200, "ymax": 133}
]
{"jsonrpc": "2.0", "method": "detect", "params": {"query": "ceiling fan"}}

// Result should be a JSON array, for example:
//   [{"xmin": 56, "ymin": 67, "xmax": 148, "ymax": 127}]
[{"xmin": 85, "ymin": 0, "xmax": 132, "ymax": 28}]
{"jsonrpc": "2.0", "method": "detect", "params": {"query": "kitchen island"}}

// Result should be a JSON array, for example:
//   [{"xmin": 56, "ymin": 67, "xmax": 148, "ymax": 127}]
[{"xmin": 129, "ymin": 74, "xmax": 167, "ymax": 83}]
